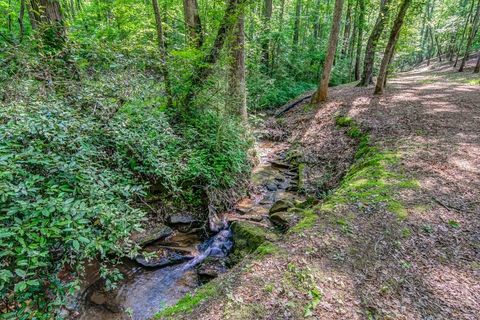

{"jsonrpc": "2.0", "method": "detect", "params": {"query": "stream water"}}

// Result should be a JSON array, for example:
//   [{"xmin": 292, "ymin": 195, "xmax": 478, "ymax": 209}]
[{"xmin": 74, "ymin": 140, "xmax": 300, "ymax": 320}]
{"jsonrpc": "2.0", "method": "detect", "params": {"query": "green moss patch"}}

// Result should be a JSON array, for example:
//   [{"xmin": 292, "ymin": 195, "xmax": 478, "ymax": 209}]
[{"xmin": 154, "ymin": 282, "xmax": 217, "ymax": 318}]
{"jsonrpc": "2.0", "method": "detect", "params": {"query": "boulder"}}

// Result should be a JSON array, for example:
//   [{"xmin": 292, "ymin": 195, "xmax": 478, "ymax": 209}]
[
  {"xmin": 269, "ymin": 211, "xmax": 296, "ymax": 230},
  {"xmin": 168, "ymin": 213, "xmax": 198, "ymax": 225},
  {"xmin": 134, "ymin": 224, "xmax": 173, "ymax": 247},
  {"xmin": 269, "ymin": 199, "xmax": 294, "ymax": 214},
  {"xmin": 197, "ymin": 257, "xmax": 227, "ymax": 280}
]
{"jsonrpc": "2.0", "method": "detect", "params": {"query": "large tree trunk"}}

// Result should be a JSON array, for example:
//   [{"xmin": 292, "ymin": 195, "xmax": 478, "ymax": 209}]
[
  {"xmin": 183, "ymin": 0, "xmax": 246, "ymax": 109},
  {"xmin": 261, "ymin": 0, "xmax": 273, "ymax": 70},
  {"xmin": 152, "ymin": 0, "xmax": 173, "ymax": 108},
  {"xmin": 358, "ymin": 0, "xmax": 390, "ymax": 86},
  {"xmin": 227, "ymin": 10, "xmax": 247, "ymax": 121},
  {"xmin": 459, "ymin": 0, "xmax": 480, "ymax": 72},
  {"xmin": 183, "ymin": 0, "xmax": 203, "ymax": 48},
  {"xmin": 293, "ymin": 0, "xmax": 302, "ymax": 46},
  {"xmin": 27, "ymin": 0, "xmax": 65, "ymax": 47},
  {"xmin": 374, "ymin": 0, "xmax": 412, "ymax": 95},
  {"xmin": 354, "ymin": 0, "xmax": 365, "ymax": 80},
  {"xmin": 311, "ymin": 0, "xmax": 344, "ymax": 103}
]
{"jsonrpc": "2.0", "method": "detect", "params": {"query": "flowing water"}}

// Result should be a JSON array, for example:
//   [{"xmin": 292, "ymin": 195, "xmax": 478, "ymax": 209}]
[{"xmin": 74, "ymin": 140, "xmax": 300, "ymax": 320}]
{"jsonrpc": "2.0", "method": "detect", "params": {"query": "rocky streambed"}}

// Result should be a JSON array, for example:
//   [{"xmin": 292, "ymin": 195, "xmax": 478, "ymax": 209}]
[{"xmin": 72, "ymin": 140, "xmax": 303, "ymax": 320}]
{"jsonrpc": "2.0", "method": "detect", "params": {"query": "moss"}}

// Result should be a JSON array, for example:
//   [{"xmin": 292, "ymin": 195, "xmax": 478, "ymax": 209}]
[
  {"xmin": 228, "ymin": 221, "xmax": 278, "ymax": 264},
  {"xmin": 323, "ymin": 116, "xmax": 419, "ymax": 220},
  {"xmin": 298, "ymin": 163, "xmax": 305, "ymax": 190},
  {"xmin": 255, "ymin": 241, "xmax": 280, "ymax": 257},
  {"xmin": 154, "ymin": 282, "xmax": 217, "ymax": 318},
  {"xmin": 290, "ymin": 209, "xmax": 318, "ymax": 233}
]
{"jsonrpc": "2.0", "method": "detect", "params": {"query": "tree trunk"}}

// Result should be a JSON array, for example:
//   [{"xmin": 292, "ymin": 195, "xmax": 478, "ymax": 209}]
[
  {"xmin": 341, "ymin": 0, "xmax": 352, "ymax": 56},
  {"xmin": 374, "ymin": 0, "xmax": 412, "ymax": 95},
  {"xmin": 183, "ymin": 0, "xmax": 246, "ymax": 108},
  {"xmin": 27, "ymin": 0, "xmax": 65, "ymax": 47},
  {"xmin": 293, "ymin": 0, "xmax": 302, "ymax": 46},
  {"xmin": 261, "ymin": 0, "xmax": 273, "ymax": 70},
  {"xmin": 358, "ymin": 0, "xmax": 390, "ymax": 86},
  {"xmin": 311, "ymin": 0, "xmax": 344, "ymax": 103},
  {"xmin": 227, "ymin": 10, "xmax": 247, "ymax": 121},
  {"xmin": 152, "ymin": 0, "xmax": 173, "ymax": 108},
  {"xmin": 18, "ymin": 0, "xmax": 25, "ymax": 43},
  {"xmin": 354, "ymin": 0, "xmax": 365, "ymax": 80},
  {"xmin": 474, "ymin": 53, "xmax": 480, "ymax": 72},
  {"xmin": 459, "ymin": 0, "xmax": 480, "ymax": 72},
  {"xmin": 183, "ymin": 0, "xmax": 203, "ymax": 48},
  {"xmin": 454, "ymin": 0, "xmax": 475, "ymax": 67}
]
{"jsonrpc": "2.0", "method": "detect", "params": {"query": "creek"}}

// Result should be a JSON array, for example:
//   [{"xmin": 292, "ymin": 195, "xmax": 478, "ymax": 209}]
[{"xmin": 74, "ymin": 140, "xmax": 300, "ymax": 320}]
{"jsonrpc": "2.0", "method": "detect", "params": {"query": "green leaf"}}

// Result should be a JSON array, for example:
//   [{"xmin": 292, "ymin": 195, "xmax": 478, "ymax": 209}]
[
  {"xmin": 15, "ymin": 269, "xmax": 27, "ymax": 278},
  {"xmin": 72, "ymin": 240, "xmax": 80, "ymax": 251},
  {"xmin": 14, "ymin": 281, "xmax": 27, "ymax": 292}
]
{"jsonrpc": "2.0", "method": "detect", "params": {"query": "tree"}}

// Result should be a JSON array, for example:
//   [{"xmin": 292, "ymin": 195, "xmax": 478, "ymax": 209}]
[
  {"xmin": 27, "ymin": 0, "xmax": 65, "ymax": 47},
  {"xmin": 152, "ymin": 0, "xmax": 173, "ymax": 108},
  {"xmin": 311, "ymin": 0, "xmax": 344, "ymax": 103},
  {"xmin": 354, "ymin": 0, "xmax": 365, "ymax": 80},
  {"xmin": 293, "ymin": 0, "xmax": 302, "ymax": 46},
  {"xmin": 459, "ymin": 0, "xmax": 480, "ymax": 72},
  {"xmin": 183, "ymin": 0, "xmax": 203, "ymax": 48},
  {"xmin": 374, "ymin": 0, "xmax": 412, "ymax": 95},
  {"xmin": 261, "ymin": 0, "xmax": 273, "ymax": 70},
  {"xmin": 475, "ymin": 54, "xmax": 480, "ymax": 72},
  {"xmin": 358, "ymin": 0, "xmax": 391, "ymax": 86},
  {"xmin": 227, "ymin": 8, "xmax": 248, "ymax": 121},
  {"xmin": 183, "ymin": 0, "xmax": 247, "ymax": 108}
]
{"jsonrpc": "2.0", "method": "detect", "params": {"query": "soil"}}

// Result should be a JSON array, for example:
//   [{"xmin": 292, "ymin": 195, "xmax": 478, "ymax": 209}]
[{"xmin": 164, "ymin": 56, "xmax": 480, "ymax": 319}]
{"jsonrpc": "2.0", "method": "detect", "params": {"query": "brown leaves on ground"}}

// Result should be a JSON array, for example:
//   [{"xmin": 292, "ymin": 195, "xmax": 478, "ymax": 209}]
[{"xmin": 173, "ymin": 57, "xmax": 480, "ymax": 320}]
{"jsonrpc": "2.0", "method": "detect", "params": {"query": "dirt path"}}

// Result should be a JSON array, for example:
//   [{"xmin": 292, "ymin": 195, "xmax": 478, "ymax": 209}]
[{"xmin": 161, "ymin": 58, "xmax": 480, "ymax": 320}]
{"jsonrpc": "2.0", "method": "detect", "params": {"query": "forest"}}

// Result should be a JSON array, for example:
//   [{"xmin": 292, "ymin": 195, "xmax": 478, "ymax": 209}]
[{"xmin": 1, "ymin": 0, "xmax": 479, "ymax": 318}]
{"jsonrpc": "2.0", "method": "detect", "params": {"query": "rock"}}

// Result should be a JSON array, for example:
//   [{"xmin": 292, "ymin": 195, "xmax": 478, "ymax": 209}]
[
  {"xmin": 134, "ymin": 224, "xmax": 173, "ymax": 247},
  {"xmin": 169, "ymin": 213, "xmax": 198, "ymax": 225},
  {"xmin": 269, "ymin": 211, "xmax": 295, "ymax": 230},
  {"xmin": 269, "ymin": 199, "xmax": 294, "ymax": 214},
  {"xmin": 197, "ymin": 257, "xmax": 227, "ymax": 279},
  {"xmin": 266, "ymin": 183, "xmax": 277, "ymax": 191},
  {"xmin": 229, "ymin": 221, "xmax": 279, "ymax": 264},
  {"xmin": 90, "ymin": 291, "xmax": 108, "ymax": 305},
  {"xmin": 135, "ymin": 252, "xmax": 193, "ymax": 268},
  {"xmin": 270, "ymin": 161, "xmax": 291, "ymax": 169}
]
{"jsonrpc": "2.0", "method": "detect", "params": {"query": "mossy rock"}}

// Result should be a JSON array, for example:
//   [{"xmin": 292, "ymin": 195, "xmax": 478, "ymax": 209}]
[
  {"xmin": 228, "ymin": 221, "xmax": 278, "ymax": 265},
  {"xmin": 269, "ymin": 199, "xmax": 294, "ymax": 214}
]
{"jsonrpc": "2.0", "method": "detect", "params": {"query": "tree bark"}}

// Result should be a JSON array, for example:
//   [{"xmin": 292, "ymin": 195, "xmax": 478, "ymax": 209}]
[
  {"xmin": 358, "ymin": 0, "xmax": 391, "ymax": 86},
  {"xmin": 152, "ymin": 0, "xmax": 173, "ymax": 108},
  {"xmin": 293, "ymin": 0, "xmax": 302, "ymax": 46},
  {"xmin": 183, "ymin": 0, "xmax": 246, "ymax": 109},
  {"xmin": 261, "ymin": 0, "xmax": 273, "ymax": 70},
  {"xmin": 227, "ymin": 10, "xmax": 248, "ymax": 121},
  {"xmin": 374, "ymin": 0, "xmax": 412, "ymax": 95},
  {"xmin": 454, "ymin": 0, "xmax": 475, "ymax": 67},
  {"xmin": 183, "ymin": 0, "xmax": 203, "ymax": 48},
  {"xmin": 311, "ymin": 0, "xmax": 344, "ymax": 103},
  {"xmin": 459, "ymin": 0, "xmax": 480, "ymax": 72},
  {"xmin": 474, "ymin": 53, "xmax": 480, "ymax": 72},
  {"xmin": 341, "ymin": 0, "xmax": 352, "ymax": 56},
  {"xmin": 18, "ymin": 0, "xmax": 25, "ymax": 43},
  {"xmin": 27, "ymin": 0, "xmax": 65, "ymax": 47},
  {"xmin": 354, "ymin": 0, "xmax": 365, "ymax": 80}
]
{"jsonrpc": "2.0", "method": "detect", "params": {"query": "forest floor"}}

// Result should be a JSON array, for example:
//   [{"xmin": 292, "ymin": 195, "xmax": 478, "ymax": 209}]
[{"xmin": 158, "ymin": 56, "xmax": 480, "ymax": 320}]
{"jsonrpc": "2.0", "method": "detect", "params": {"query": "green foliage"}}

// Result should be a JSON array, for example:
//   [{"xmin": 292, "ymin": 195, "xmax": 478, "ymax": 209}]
[
  {"xmin": 0, "ymin": 101, "xmax": 145, "ymax": 317},
  {"xmin": 154, "ymin": 282, "xmax": 217, "ymax": 318}
]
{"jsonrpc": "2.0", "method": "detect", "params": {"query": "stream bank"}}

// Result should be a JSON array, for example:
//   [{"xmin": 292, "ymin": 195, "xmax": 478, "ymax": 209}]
[{"xmin": 70, "ymin": 137, "xmax": 305, "ymax": 320}]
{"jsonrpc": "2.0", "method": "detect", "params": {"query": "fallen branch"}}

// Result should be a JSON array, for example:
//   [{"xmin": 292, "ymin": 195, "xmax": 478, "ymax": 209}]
[{"xmin": 275, "ymin": 91, "xmax": 315, "ymax": 117}]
